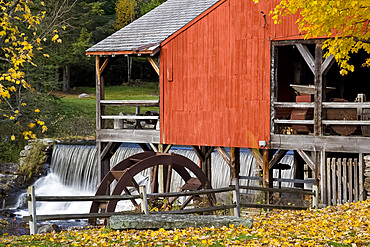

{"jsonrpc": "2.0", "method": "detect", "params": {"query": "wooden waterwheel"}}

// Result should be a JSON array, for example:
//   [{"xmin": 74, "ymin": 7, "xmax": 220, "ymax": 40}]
[{"xmin": 89, "ymin": 151, "xmax": 214, "ymax": 225}]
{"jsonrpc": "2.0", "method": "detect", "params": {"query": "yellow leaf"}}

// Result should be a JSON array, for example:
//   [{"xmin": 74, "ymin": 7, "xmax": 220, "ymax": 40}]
[{"xmin": 51, "ymin": 34, "xmax": 59, "ymax": 42}]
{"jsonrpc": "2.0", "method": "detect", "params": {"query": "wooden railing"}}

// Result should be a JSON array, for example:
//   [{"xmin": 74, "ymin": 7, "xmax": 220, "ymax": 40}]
[
  {"xmin": 272, "ymin": 102, "xmax": 370, "ymax": 136},
  {"xmin": 24, "ymin": 179, "xmax": 318, "ymax": 235},
  {"xmin": 99, "ymin": 100, "xmax": 159, "ymax": 130}
]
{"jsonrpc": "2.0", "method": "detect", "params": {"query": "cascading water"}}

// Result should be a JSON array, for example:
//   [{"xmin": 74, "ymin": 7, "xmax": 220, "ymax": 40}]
[{"xmin": 17, "ymin": 144, "xmax": 294, "ymax": 218}]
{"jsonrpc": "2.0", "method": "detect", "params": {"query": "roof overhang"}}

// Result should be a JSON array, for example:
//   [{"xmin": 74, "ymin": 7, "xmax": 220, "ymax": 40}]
[{"xmin": 86, "ymin": 43, "xmax": 161, "ymax": 56}]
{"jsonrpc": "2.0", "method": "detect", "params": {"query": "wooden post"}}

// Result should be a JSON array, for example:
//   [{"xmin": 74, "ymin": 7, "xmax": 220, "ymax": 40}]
[
  {"xmin": 139, "ymin": 185, "xmax": 149, "ymax": 215},
  {"xmin": 27, "ymin": 186, "xmax": 37, "ymax": 235},
  {"xmin": 348, "ymin": 158, "xmax": 353, "ymax": 202},
  {"xmin": 359, "ymin": 153, "xmax": 365, "ymax": 201},
  {"xmin": 158, "ymin": 144, "xmax": 164, "ymax": 194},
  {"xmin": 337, "ymin": 158, "xmax": 342, "ymax": 204},
  {"xmin": 230, "ymin": 147, "xmax": 240, "ymax": 184},
  {"xmin": 331, "ymin": 158, "xmax": 337, "ymax": 205},
  {"xmin": 327, "ymin": 158, "xmax": 332, "ymax": 205},
  {"xmin": 312, "ymin": 184, "xmax": 319, "ymax": 209},
  {"xmin": 232, "ymin": 178, "xmax": 241, "ymax": 217},
  {"xmin": 354, "ymin": 158, "xmax": 359, "ymax": 202},
  {"xmin": 314, "ymin": 42, "xmax": 323, "ymax": 136},
  {"xmin": 96, "ymin": 56, "xmax": 110, "ymax": 180},
  {"xmin": 262, "ymin": 149, "xmax": 270, "ymax": 203},
  {"xmin": 320, "ymin": 151, "xmax": 327, "ymax": 205}
]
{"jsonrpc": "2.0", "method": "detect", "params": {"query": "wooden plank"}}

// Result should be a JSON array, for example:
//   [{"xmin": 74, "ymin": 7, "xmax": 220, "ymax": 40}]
[
  {"xmin": 272, "ymin": 39, "xmax": 317, "ymax": 46},
  {"xmin": 322, "ymin": 120, "xmax": 370, "ymax": 125},
  {"xmin": 359, "ymin": 153, "xmax": 365, "ymax": 201},
  {"xmin": 23, "ymin": 212, "xmax": 142, "ymax": 222},
  {"xmin": 100, "ymin": 142, "xmax": 121, "ymax": 161},
  {"xmin": 354, "ymin": 158, "xmax": 359, "ymax": 202},
  {"xmin": 147, "ymin": 57, "xmax": 160, "ymax": 75},
  {"xmin": 192, "ymin": 146, "xmax": 205, "ymax": 163},
  {"xmin": 322, "ymin": 102, "xmax": 370, "ymax": 108},
  {"xmin": 97, "ymin": 129, "xmax": 160, "ymax": 144},
  {"xmin": 314, "ymin": 43, "xmax": 323, "ymax": 136},
  {"xmin": 295, "ymin": 44, "xmax": 315, "ymax": 74},
  {"xmin": 102, "ymin": 116, "xmax": 159, "ymax": 120},
  {"xmin": 327, "ymin": 158, "xmax": 332, "ymax": 205},
  {"xmin": 270, "ymin": 134, "xmax": 370, "ymax": 153},
  {"xmin": 238, "ymin": 186, "xmax": 314, "ymax": 195},
  {"xmin": 273, "ymin": 120, "xmax": 314, "ymax": 125},
  {"xmin": 321, "ymin": 54, "xmax": 335, "ymax": 75},
  {"xmin": 248, "ymin": 148, "xmax": 263, "ymax": 168},
  {"xmin": 216, "ymin": 147, "xmax": 231, "ymax": 166},
  {"xmin": 297, "ymin": 150, "xmax": 315, "ymax": 171},
  {"xmin": 99, "ymin": 57, "xmax": 109, "ymax": 74},
  {"xmin": 332, "ymin": 158, "xmax": 337, "ymax": 205},
  {"xmin": 337, "ymin": 158, "xmax": 342, "ymax": 204},
  {"xmin": 271, "ymin": 45, "xmax": 278, "ymax": 135},
  {"xmin": 274, "ymin": 102, "xmax": 314, "ymax": 108},
  {"xmin": 320, "ymin": 151, "xmax": 327, "ymax": 204},
  {"xmin": 230, "ymin": 147, "xmax": 240, "ymax": 182},
  {"xmin": 269, "ymin": 150, "xmax": 288, "ymax": 170},
  {"xmin": 274, "ymin": 102, "xmax": 370, "ymax": 109},
  {"xmin": 100, "ymin": 100, "xmax": 159, "ymax": 106},
  {"xmin": 348, "ymin": 159, "xmax": 353, "ymax": 202},
  {"xmin": 342, "ymin": 158, "xmax": 347, "ymax": 203},
  {"xmin": 239, "ymin": 176, "xmax": 315, "ymax": 184},
  {"xmin": 27, "ymin": 186, "xmax": 37, "ymax": 235}
]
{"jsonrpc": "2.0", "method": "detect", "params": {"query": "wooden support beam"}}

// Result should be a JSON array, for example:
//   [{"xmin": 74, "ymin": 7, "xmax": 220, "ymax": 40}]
[
  {"xmin": 314, "ymin": 42, "xmax": 323, "ymax": 136},
  {"xmin": 248, "ymin": 148, "xmax": 263, "ymax": 169},
  {"xmin": 163, "ymin": 144, "xmax": 172, "ymax": 154},
  {"xmin": 138, "ymin": 143, "xmax": 151, "ymax": 152},
  {"xmin": 262, "ymin": 150, "xmax": 269, "ymax": 188},
  {"xmin": 216, "ymin": 147, "xmax": 231, "ymax": 166},
  {"xmin": 269, "ymin": 150, "xmax": 288, "ymax": 170},
  {"xmin": 321, "ymin": 54, "xmax": 334, "ymax": 75},
  {"xmin": 149, "ymin": 143, "xmax": 158, "ymax": 152},
  {"xmin": 359, "ymin": 153, "xmax": 365, "ymax": 201},
  {"xmin": 192, "ymin": 146, "xmax": 204, "ymax": 163},
  {"xmin": 262, "ymin": 149, "xmax": 271, "ymax": 203},
  {"xmin": 297, "ymin": 150, "xmax": 315, "ymax": 171},
  {"xmin": 101, "ymin": 142, "xmax": 121, "ymax": 161},
  {"xmin": 230, "ymin": 147, "xmax": 240, "ymax": 183},
  {"xmin": 295, "ymin": 44, "xmax": 315, "ymax": 74},
  {"xmin": 147, "ymin": 57, "xmax": 160, "ymax": 75},
  {"xmin": 99, "ymin": 57, "xmax": 109, "ymax": 75}
]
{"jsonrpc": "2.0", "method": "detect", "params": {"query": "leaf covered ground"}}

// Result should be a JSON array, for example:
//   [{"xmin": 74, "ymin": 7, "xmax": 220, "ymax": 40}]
[{"xmin": 1, "ymin": 199, "xmax": 370, "ymax": 246}]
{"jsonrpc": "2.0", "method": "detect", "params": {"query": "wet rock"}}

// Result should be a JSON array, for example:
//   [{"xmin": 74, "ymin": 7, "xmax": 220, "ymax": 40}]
[{"xmin": 37, "ymin": 223, "xmax": 61, "ymax": 234}]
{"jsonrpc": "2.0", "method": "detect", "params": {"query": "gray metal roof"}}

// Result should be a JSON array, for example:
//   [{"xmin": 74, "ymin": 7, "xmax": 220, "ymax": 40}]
[{"xmin": 86, "ymin": 0, "xmax": 220, "ymax": 54}]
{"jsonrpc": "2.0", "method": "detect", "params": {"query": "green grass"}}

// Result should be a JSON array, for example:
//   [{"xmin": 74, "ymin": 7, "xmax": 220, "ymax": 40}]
[{"xmin": 47, "ymin": 83, "xmax": 159, "ymax": 139}]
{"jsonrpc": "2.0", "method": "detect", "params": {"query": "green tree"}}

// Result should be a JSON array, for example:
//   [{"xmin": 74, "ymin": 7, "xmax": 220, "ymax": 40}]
[
  {"xmin": 114, "ymin": 0, "xmax": 137, "ymax": 30},
  {"xmin": 140, "ymin": 0, "xmax": 166, "ymax": 15},
  {"xmin": 256, "ymin": 0, "xmax": 370, "ymax": 75}
]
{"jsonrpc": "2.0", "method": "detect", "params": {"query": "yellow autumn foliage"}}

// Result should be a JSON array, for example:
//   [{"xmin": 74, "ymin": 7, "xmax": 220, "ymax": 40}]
[
  {"xmin": 1, "ymin": 199, "xmax": 370, "ymax": 246},
  {"xmin": 257, "ymin": 0, "xmax": 370, "ymax": 75}
]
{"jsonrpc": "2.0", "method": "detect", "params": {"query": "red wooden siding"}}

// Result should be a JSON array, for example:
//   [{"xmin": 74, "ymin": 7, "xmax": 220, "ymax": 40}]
[{"xmin": 160, "ymin": 0, "xmax": 302, "ymax": 148}]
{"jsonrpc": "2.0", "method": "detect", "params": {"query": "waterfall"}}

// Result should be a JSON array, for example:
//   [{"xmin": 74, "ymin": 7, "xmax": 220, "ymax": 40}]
[{"xmin": 17, "ymin": 144, "xmax": 294, "ymax": 216}]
